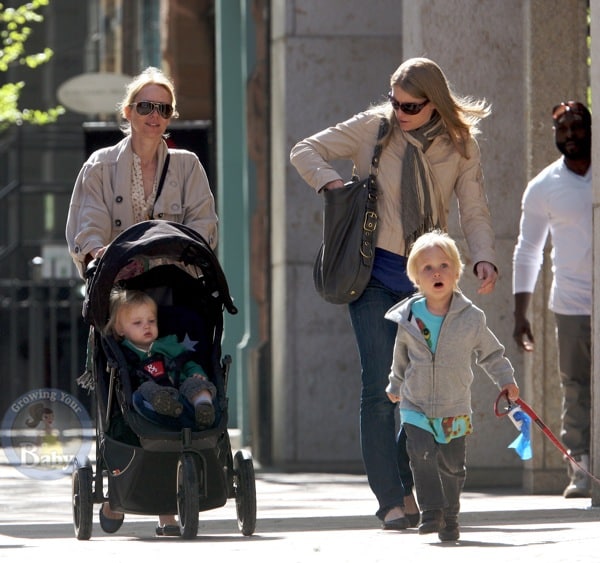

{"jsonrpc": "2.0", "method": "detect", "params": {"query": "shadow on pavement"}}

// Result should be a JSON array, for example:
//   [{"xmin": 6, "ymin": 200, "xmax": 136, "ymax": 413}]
[{"xmin": 0, "ymin": 505, "xmax": 598, "ymax": 541}]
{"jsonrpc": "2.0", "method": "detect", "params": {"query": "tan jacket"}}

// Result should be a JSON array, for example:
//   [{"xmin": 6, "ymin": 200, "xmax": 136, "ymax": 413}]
[
  {"xmin": 290, "ymin": 110, "xmax": 496, "ymax": 266},
  {"xmin": 66, "ymin": 136, "xmax": 218, "ymax": 277}
]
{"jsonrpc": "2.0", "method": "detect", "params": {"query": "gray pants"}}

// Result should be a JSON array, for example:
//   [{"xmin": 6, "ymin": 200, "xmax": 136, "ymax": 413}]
[
  {"xmin": 555, "ymin": 313, "xmax": 591, "ymax": 457},
  {"xmin": 404, "ymin": 423, "xmax": 465, "ymax": 520}
]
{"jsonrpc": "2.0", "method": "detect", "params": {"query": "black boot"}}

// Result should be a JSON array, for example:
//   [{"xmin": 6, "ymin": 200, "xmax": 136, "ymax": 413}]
[{"xmin": 438, "ymin": 515, "xmax": 459, "ymax": 541}]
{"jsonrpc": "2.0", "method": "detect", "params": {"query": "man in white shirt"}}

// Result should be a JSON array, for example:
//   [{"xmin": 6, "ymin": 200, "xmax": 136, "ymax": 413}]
[{"xmin": 512, "ymin": 101, "xmax": 592, "ymax": 498}]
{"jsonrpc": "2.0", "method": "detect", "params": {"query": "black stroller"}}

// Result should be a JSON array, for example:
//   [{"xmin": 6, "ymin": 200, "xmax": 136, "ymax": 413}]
[{"xmin": 71, "ymin": 220, "xmax": 257, "ymax": 540}]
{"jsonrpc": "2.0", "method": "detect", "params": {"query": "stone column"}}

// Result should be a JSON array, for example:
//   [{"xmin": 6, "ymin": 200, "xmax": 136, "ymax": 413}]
[
  {"xmin": 271, "ymin": 0, "xmax": 403, "ymax": 468},
  {"xmin": 403, "ymin": 0, "xmax": 588, "ymax": 492},
  {"xmin": 522, "ymin": 0, "xmax": 589, "ymax": 494},
  {"xmin": 272, "ymin": 0, "xmax": 589, "ymax": 488},
  {"xmin": 590, "ymin": 0, "xmax": 600, "ymax": 508}
]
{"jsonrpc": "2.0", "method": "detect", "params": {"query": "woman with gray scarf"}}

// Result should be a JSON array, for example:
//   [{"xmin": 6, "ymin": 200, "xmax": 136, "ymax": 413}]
[{"xmin": 290, "ymin": 57, "xmax": 497, "ymax": 530}]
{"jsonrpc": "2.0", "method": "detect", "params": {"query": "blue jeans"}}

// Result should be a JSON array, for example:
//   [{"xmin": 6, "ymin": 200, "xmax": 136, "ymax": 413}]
[{"xmin": 348, "ymin": 277, "xmax": 414, "ymax": 520}]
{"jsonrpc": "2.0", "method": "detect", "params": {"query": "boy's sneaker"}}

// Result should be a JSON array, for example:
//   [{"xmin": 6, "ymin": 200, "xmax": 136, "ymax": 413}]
[
  {"xmin": 563, "ymin": 455, "xmax": 591, "ymax": 498},
  {"xmin": 418, "ymin": 509, "xmax": 444, "ymax": 534},
  {"xmin": 195, "ymin": 402, "xmax": 215, "ymax": 428},
  {"xmin": 438, "ymin": 523, "xmax": 460, "ymax": 541},
  {"xmin": 151, "ymin": 389, "xmax": 183, "ymax": 417}
]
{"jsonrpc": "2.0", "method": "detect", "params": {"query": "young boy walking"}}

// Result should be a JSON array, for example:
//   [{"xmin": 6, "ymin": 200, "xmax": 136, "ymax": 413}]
[{"xmin": 386, "ymin": 230, "xmax": 519, "ymax": 541}]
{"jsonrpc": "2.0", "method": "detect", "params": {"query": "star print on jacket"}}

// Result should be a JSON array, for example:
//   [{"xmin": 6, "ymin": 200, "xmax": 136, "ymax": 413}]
[{"xmin": 181, "ymin": 333, "xmax": 199, "ymax": 351}]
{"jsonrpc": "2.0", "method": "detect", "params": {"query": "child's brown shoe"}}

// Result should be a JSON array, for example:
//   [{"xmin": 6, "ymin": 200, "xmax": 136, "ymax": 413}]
[{"xmin": 195, "ymin": 402, "xmax": 215, "ymax": 428}]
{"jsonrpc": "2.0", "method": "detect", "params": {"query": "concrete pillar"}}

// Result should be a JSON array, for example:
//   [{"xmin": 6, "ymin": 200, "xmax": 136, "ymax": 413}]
[
  {"xmin": 590, "ymin": 0, "xmax": 600, "ymax": 508},
  {"xmin": 273, "ymin": 0, "xmax": 589, "ymax": 488},
  {"xmin": 522, "ymin": 0, "xmax": 589, "ymax": 494},
  {"xmin": 271, "ymin": 0, "xmax": 402, "ymax": 469},
  {"xmin": 402, "ymin": 0, "xmax": 588, "ymax": 492},
  {"xmin": 402, "ymin": 0, "xmax": 527, "ymax": 488}
]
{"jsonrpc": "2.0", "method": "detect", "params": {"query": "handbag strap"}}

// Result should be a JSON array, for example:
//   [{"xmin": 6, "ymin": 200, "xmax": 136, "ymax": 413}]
[
  {"xmin": 369, "ymin": 117, "xmax": 388, "ymax": 174},
  {"xmin": 352, "ymin": 117, "xmax": 388, "ymax": 179},
  {"xmin": 149, "ymin": 152, "xmax": 170, "ymax": 219},
  {"xmin": 360, "ymin": 118, "xmax": 388, "ymax": 262}
]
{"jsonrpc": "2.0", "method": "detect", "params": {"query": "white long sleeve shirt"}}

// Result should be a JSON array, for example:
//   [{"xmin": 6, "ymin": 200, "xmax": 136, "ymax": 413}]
[{"xmin": 512, "ymin": 157, "xmax": 592, "ymax": 315}]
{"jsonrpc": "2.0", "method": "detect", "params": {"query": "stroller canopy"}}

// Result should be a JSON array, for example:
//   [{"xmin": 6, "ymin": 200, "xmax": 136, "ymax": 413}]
[{"xmin": 83, "ymin": 220, "xmax": 237, "ymax": 328}]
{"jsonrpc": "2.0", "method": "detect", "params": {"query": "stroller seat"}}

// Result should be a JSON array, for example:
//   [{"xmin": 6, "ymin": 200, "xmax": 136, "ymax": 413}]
[{"xmin": 98, "ymin": 265, "xmax": 228, "ymax": 443}]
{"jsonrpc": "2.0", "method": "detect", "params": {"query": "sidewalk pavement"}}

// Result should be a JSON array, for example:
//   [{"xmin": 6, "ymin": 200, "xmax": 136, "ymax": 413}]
[{"xmin": 0, "ymin": 456, "xmax": 598, "ymax": 563}]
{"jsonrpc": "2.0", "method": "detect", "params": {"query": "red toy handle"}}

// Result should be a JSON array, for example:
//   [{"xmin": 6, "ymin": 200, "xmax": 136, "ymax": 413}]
[
  {"xmin": 493, "ymin": 389, "xmax": 513, "ymax": 418},
  {"xmin": 494, "ymin": 391, "xmax": 600, "ymax": 486}
]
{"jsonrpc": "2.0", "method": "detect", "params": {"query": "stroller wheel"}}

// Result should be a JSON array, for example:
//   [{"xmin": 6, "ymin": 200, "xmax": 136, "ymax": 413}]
[
  {"xmin": 176, "ymin": 453, "xmax": 200, "ymax": 539},
  {"xmin": 233, "ymin": 450, "xmax": 256, "ymax": 536},
  {"xmin": 72, "ymin": 463, "xmax": 94, "ymax": 540}
]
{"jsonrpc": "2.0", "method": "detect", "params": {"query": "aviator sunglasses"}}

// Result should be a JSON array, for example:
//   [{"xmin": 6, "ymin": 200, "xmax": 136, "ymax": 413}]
[
  {"xmin": 130, "ymin": 100, "xmax": 174, "ymax": 119},
  {"xmin": 387, "ymin": 92, "xmax": 429, "ymax": 115}
]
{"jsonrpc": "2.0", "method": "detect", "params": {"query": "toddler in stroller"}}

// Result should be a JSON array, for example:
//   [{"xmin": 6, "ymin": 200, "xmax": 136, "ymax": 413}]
[
  {"xmin": 106, "ymin": 288, "xmax": 217, "ymax": 430},
  {"xmin": 72, "ymin": 220, "xmax": 256, "ymax": 540}
]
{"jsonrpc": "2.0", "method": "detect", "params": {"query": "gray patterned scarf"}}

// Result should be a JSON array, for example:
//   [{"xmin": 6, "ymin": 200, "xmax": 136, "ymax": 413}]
[{"xmin": 400, "ymin": 113, "xmax": 446, "ymax": 252}]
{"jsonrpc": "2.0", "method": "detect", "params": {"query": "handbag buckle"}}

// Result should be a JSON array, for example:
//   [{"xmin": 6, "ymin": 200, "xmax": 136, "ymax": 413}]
[
  {"xmin": 363, "ymin": 211, "xmax": 377, "ymax": 232},
  {"xmin": 360, "ymin": 242, "xmax": 373, "ymax": 259}
]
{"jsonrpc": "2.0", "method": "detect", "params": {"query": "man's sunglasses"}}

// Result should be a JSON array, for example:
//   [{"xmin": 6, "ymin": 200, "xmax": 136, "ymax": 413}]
[
  {"xmin": 130, "ymin": 100, "xmax": 174, "ymax": 119},
  {"xmin": 552, "ymin": 101, "xmax": 587, "ymax": 122},
  {"xmin": 387, "ymin": 92, "xmax": 429, "ymax": 115}
]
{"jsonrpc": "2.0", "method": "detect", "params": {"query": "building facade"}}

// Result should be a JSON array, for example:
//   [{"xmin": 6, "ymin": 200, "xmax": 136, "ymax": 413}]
[{"xmin": 0, "ymin": 0, "xmax": 595, "ymax": 496}]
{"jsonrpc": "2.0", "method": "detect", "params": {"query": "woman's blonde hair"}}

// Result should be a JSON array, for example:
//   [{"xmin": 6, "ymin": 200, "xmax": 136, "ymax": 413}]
[
  {"xmin": 104, "ymin": 289, "xmax": 157, "ymax": 339},
  {"xmin": 406, "ymin": 229, "xmax": 464, "ymax": 291},
  {"xmin": 378, "ymin": 57, "xmax": 491, "ymax": 158},
  {"xmin": 117, "ymin": 66, "xmax": 179, "ymax": 134}
]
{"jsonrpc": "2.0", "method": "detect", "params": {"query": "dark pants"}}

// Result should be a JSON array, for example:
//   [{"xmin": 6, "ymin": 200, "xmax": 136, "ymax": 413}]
[
  {"xmin": 404, "ymin": 423, "xmax": 465, "ymax": 521},
  {"xmin": 555, "ymin": 314, "xmax": 591, "ymax": 457}
]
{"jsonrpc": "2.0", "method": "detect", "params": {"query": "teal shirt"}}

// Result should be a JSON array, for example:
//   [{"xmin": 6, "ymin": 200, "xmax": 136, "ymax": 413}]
[
  {"xmin": 400, "ymin": 409, "xmax": 473, "ymax": 443},
  {"xmin": 411, "ymin": 297, "xmax": 444, "ymax": 352}
]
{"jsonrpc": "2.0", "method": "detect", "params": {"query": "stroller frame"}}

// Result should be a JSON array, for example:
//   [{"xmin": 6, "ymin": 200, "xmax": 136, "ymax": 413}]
[{"xmin": 71, "ymin": 221, "xmax": 256, "ymax": 540}]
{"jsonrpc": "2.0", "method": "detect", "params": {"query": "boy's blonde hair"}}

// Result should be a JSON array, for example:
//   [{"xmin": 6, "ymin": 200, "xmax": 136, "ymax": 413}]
[
  {"xmin": 104, "ymin": 289, "xmax": 157, "ymax": 339},
  {"xmin": 406, "ymin": 229, "xmax": 464, "ymax": 291}
]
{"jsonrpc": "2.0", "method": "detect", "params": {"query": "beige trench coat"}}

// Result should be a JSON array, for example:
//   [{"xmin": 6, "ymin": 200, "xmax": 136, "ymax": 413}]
[
  {"xmin": 66, "ymin": 136, "xmax": 218, "ymax": 277},
  {"xmin": 290, "ymin": 110, "xmax": 496, "ymax": 267}
]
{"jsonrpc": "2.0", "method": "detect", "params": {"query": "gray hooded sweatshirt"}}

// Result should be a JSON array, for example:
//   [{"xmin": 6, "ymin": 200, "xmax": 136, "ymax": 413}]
[{"xmin": 385, "ymin": 291, "xmax": 516, "ymax": 419}]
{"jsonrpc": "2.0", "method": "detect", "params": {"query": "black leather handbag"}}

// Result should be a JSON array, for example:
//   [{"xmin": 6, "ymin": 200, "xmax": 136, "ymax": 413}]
[{"xmin": 313, "ymin": 118, "xmax": 388, "ymax": 304}]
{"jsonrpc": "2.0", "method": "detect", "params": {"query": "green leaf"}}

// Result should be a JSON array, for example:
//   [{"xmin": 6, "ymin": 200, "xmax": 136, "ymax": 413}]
[{"xmin": 0, "ymin": 0, "xmax": 63, "ymax": 129}]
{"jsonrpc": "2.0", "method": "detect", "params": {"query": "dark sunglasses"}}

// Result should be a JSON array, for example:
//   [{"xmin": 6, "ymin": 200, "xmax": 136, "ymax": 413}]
[
  {"xmin": 130, "ymin": 100, "xmax": 174, "ymax": 119},
  {"xmin": 552, "ymin": 101, "xmax": 588, "ymax": 122},
  {"xmin": 387, "ymin": 92, "xmax": 429, "ymax": 115}
]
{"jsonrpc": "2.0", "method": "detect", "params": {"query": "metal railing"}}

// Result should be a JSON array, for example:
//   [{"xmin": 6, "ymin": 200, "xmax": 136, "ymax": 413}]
[
  {"xmin": 0, "ymin": 275, "xmax": 90, "ymax": 417},
  {"xmin": 0, "ymin": 125, "xmax": 93, "ymax": 418}
]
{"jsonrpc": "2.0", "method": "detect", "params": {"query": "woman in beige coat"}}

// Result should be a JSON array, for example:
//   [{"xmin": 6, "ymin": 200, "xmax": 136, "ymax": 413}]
[
  {"xmin": 66, "ymin": 66, "xmax": 217, "ymax": 278},
  {"xmin": 66, "ymin": 67, "xmax": 217, "ymax": 536},
  {"xmin": 290, "ymin": 57, "xmax": 498, "ymax": 530}
]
